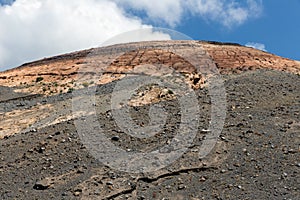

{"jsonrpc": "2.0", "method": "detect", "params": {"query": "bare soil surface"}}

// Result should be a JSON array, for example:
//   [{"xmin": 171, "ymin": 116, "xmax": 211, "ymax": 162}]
[{"xmin": 0, "ymin": 69, "xmax": 299, "ymax": 199}]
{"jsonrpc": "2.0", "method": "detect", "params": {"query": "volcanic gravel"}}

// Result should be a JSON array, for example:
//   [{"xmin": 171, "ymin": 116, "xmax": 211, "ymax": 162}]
[{"xmin": 0, "ymin": 70, "xmax": 299, "ymax": 199}]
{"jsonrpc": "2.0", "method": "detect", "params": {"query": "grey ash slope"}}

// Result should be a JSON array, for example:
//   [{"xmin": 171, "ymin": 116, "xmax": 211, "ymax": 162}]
[{"xmin": 0, "ymin": 69, "xmax": 299, "ymax": 199}]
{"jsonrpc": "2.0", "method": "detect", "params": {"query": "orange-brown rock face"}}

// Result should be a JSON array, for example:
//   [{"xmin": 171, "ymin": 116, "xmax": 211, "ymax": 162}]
[
  {"xmin": 0, "ymin": 40, "xmax": 299, "ymax": 96},
  {"xmin": 201, "ymin": 42, "xmax": 300, "ymax": 74},
  {"xmin": 108, "ymin": 49, "xmax": 196, "ymax": 74}
]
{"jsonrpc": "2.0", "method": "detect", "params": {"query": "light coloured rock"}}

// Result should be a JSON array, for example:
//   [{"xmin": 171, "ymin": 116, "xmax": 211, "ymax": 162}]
[{"xmin": 1, "ymin": 41, "xmax": 298, "ymax": 96}]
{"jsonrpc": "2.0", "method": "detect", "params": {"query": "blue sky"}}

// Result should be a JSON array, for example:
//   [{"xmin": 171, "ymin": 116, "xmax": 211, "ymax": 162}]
[
  {"xmin": 0, "ymin": 0, "xmax": 299, "ymax": 70},
  {"xmin": 175, "ymin": 0, "xmax": 300, "ymax": 61}
]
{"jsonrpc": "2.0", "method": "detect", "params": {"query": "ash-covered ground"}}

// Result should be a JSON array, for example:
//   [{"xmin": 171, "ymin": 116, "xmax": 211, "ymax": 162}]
[{"xmin": 0, "ymin": 69, "xmax": 299, "ymax": 199}]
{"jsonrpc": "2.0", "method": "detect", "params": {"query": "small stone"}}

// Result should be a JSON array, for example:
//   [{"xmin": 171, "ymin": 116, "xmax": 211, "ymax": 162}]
[
  {"xmin": 236, "ymin": 123, "xmax": 244, "ymax": 127},
  {"xmin": 17, "ymin": 102, "xmax": 25, "ymax": 107},
  {"xmin": 288, "ymin": 149, "xmax": 296, "ymax": 153},
  {"xmin": 76, "ymin": 167, "xmax": 85, "ymax": 174},
  {"xmin": 28, "ymin": 149, "xmax": 34, "ymax": 153},
  {"xmin": 93, "ymin": 189, "xmax": 101, "ymax": 195},
  {"xmin": 191, "ymin": 149, "xmax": 198, "ymax": 153},
  {"xmin": 233, "ymin": 163, "xmax": 240, "ymax": 167},
  {"xmin": 106, "ymin": 181, "xmax": 114, "ymax": 186},
  {"xmin": 178, "ymin": 184, "xmax": 186, "ymax": 190},
  {"xmin": 280, "ymin": 128, "xmax": 287, "ymax": 132},
  {"xmin": 199, "ymin": 176, "xmax": 206, "ymax": 182},
  {"xmin": 283, "ymin": 172, "xmax": 288, "ymax": 177},
  {"xmin": 55, "ymin": 131, "xmax": 61, "ymax": 135},
  {"xmin": 220, "ymin": 136, "xmax": 226, "ymax": 141},
  {"xmin": 237, "ymin": 185, "xmax": 242, "ymax": 189},
  {"xmin": 38, "ymin": 147, "xmax": 45, "ymax": 153},
  {"xmin": 73, "ymin": 189, "xmax": 82, "ymax": 196},
  {"xmin": 201, "ymin": 129, "xmax": 211, "ymax": 132},
  {"xmin": 74, "ymin": 192, "xmax": 81, "ymax": 196},
  {"xmin": 33, "ymin": 178, "xmax": 53, "ymax": 190},
  {"xmin": 111, "ymin": 136, "xmax": 120, "ymax": 141},
  {"xmin": 221, "ymin": 169, "xmax": 226, "ymax": 173},
  {"xmin": 138, "ymin": 195, "xmax": 146, "ymax": 200}
]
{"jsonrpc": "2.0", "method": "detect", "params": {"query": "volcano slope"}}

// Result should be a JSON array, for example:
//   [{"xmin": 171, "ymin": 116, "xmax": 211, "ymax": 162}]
[{"xmin": 0, "ymin": 41, "xmax": 299, "ymax": 199}]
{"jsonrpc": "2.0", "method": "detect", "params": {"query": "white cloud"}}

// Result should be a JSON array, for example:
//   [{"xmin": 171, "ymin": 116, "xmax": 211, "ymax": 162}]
[
  {"xmin": 113, "ymin": 0, "xmax": 183, "ymax": 27},
  {"xmin": 245, "ymin": 42, "xmax": 266, "ymax": 51},
  {"xmin": 184, "ymin": 0, "xmax": 263, "ymax": 27},
  {"xmin": 115, "ymin": 0, "xmax": 263, "ymax": 27},
  {"xmin": 0, "ymin": 0, "xmax": 264, "ymax": 70},
  {"xmin": 0, "ymin": 0, "xmax": 170, "ymax": 70}
]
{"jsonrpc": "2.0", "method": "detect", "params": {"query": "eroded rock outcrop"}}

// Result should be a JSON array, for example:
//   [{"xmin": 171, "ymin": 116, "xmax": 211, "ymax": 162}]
[{"xmin": 0, "ymin": 41, "xmax": 299, "ymax": 96}]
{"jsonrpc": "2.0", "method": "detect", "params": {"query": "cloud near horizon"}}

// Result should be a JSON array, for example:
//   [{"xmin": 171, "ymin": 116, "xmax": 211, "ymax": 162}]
[
  {"xmin": 0, "ymin": 0, "xmax": 170, "ymax": 70},
  {"xmin": 245, "ymin": 42, "xmax": 267, "ymax": 51},
  {"xmin": 115, "ymin": 0, "xmax": 263, "ymax": 27},
  {"xmin": 0, "ymin": 0, "xmax": 263, "ymax": 70}
]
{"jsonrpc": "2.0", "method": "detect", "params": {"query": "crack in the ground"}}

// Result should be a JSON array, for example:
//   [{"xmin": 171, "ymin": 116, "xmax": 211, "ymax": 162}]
[
  {"xmin": 106, "ymin": 185, "xmax": 137, "ymax": 200},
  {"xmin": 106, "ymin": 166, "xmax": 215, "ymax": 199},
  {"xmin": 138, "ymin": 166, "xmax": 214, "ymax": 184}
]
